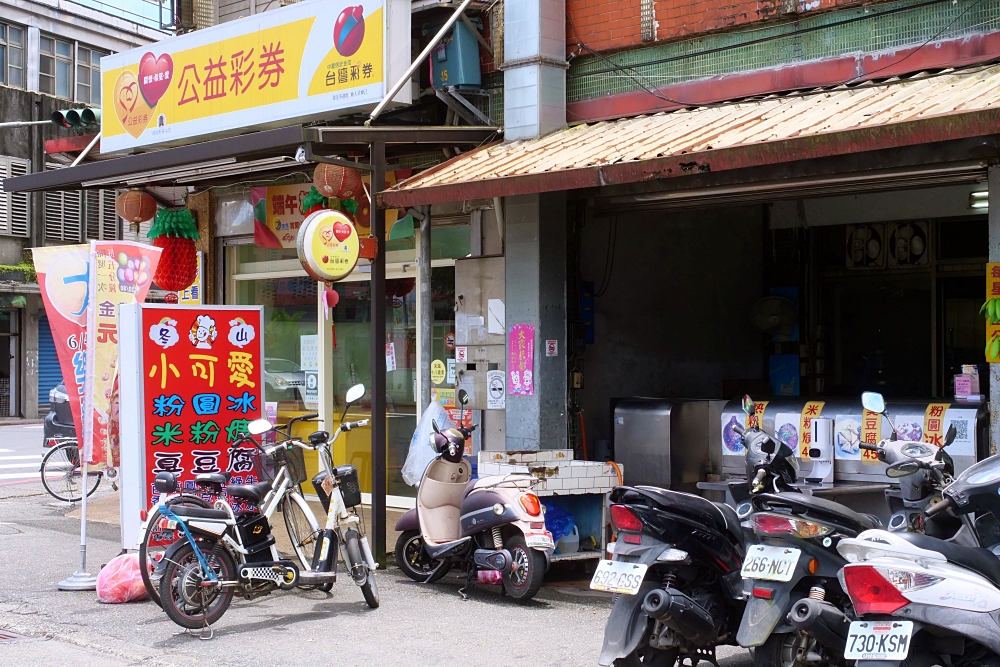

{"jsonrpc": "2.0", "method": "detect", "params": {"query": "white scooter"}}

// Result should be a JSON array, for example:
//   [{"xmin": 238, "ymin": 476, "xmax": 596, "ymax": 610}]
[{"xmin": 832, "ymin": 451, "xmax": 1000, "ymax": 667}]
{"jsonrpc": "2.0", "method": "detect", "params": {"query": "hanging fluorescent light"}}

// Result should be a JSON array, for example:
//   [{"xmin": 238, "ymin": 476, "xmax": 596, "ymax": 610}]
[{"xmin": 970, "ymin": 191, "xmax": 989, "ymax": 209}]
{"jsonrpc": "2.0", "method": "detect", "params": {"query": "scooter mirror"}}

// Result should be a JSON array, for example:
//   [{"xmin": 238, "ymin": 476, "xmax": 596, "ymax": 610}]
[
  {"xmin": 345, "ymin": 384, "xmax": 365, "ymax": 405},
  {"xmin": 457, "ymin": 389, "xmax": 469, "ymax": 406},
  {"xmin": 861, "ymin": 391, "xmax": 886, "ymax": 415},
  {"xmin": 247, "ymin": 418, "xmax": 272, "ymax": 435},
  {"xmin": 943, "ymin": 423, "xmax": 957, "ymax": 447},
  {"xmin": 431, "ymin": 419, "xmax": 440, "ymax": 434},
  {"xmin": 742, "ymin": 394, "xmax": 755, "ymax": 417},
  {"xmin": 886, "ymin": 460, "xmax": 921, "ymax": 478}
]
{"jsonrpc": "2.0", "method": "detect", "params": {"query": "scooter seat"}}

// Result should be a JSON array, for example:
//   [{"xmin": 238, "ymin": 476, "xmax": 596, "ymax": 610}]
[
  {"xmin": 713, "ymin": 501, "xmax": 746, "ymax": 546},
  {"xmin": 226, "ymin": 481, "xmax": 273, "ymax": 504},
  {"xmin": 169, "ymin": 505, "xmax": 230, "ymax": 520},
  {"xmin": 897, "ymin": 532, "xmax": 1000, "ymax": 588},
  {"xmin": 424, "ymin": 536, "xmax": 472, "ymax": 560}
]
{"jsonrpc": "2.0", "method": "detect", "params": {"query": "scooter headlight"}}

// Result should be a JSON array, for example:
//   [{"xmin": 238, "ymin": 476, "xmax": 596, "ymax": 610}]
[{"xmin": 493, "ymin": 503, "xmax": 505, "ymax": 515}]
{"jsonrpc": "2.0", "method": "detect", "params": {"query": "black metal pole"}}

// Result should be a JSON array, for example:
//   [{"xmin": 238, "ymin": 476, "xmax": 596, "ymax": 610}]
[{"xmin": 370, "ymin": 139, "xmax": 387, "ymax": 566}]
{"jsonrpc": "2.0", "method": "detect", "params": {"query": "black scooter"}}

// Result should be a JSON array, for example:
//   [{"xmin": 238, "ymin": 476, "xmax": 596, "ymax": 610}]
[{"xmin": 598, "ymin": 395, "xmax": 798, "ymax": 667}]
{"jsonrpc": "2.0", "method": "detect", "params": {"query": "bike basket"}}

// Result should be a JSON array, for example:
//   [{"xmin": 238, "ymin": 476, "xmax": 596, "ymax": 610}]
[
  {"xmin": 334, "ymin": 464, "xmax": 362, "ymax": 508},
  {"xmin": 248, "ymin": 448, "xmax": 276, "ymax": 484},
  {"xmin": 284, "ymin": 445, "xmax": 308, "ymax": 486}
]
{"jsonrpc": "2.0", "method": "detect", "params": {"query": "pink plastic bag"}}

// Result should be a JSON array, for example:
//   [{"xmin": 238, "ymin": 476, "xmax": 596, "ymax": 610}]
[{"xmin": 96, "ymin": 553, "xmax": 149, "ymax": 603}]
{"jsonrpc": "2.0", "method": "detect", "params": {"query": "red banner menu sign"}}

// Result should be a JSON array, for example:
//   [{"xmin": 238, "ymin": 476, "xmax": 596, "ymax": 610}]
[{"xmin": 139, "ymin": 305, "xmax": 264, "ymax": 509}]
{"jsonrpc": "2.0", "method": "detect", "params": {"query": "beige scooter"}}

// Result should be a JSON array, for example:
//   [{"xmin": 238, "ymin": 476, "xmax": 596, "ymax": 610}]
[{"xmin": 394, "ymin": 391, "xmax": 555, "ymax": 601}]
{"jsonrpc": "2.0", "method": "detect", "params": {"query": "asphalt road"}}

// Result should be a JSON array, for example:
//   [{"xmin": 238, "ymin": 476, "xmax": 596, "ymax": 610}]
[
  {"xmin": 0, "ymin": 422, "xmax": 45, "ymax": 485},
  {"xmin": 0, "ymin": 423, "xmax": 755, "ymax": 667}
]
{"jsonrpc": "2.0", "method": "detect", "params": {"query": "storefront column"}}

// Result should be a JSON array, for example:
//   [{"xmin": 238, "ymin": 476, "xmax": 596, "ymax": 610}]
[
  {"xmin": 990, "ymin": 165, "xmax": 1000, "ymax": 455},
  {"xmin": 504, "ymin": 192, "xmax": 568, "ymax": 450},
  {"xmin": 417, "ymin": 209, "xmax": 432, "ymax": 415},
  {"xmin": 370, "ymin": 140, "xmax": 388, "ymax": 564}
]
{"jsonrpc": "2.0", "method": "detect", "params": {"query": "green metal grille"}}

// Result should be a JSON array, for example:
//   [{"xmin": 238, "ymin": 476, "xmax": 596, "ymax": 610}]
[{"xmin": 566, "ymin": 0, "xmax": 1000, "ymax": 103}]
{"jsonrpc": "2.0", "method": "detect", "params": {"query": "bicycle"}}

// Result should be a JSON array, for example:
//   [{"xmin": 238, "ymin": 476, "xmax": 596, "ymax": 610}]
[
  {"xmin": 138, "ymin": 413, "xmax": 323, "ymax": 604},
  {"xmin": 39, "ymin": 438, "xmax": 103, "ymax": 502},
  {"xmin": 154, "ymin": 384, "xmax": 379, "ymax": 631}
]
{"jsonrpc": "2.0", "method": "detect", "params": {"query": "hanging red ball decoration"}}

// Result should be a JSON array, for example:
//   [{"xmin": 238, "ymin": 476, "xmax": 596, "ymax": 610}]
[
  {"xmin": 146, "ymin": 209, "xmax": 199, "ymax": 292},
  {"xmin": 115, "ymin": 190, "xmax": 157, "ymax": 223},
  {"xmin": 313, "ymin": 163, "xmax": 362, "ymax": 199}
]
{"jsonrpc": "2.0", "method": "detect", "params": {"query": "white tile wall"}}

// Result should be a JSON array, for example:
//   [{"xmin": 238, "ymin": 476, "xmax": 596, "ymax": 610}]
[{"xmin": 477, "ymin": 451, "xmax": 622, "ymax": 497}]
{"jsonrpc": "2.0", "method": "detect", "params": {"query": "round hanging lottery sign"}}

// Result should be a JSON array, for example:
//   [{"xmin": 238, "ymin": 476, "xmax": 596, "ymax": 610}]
[{"xmin": 297, "ymin": 209, "xmax": 361, "ymax": 282}]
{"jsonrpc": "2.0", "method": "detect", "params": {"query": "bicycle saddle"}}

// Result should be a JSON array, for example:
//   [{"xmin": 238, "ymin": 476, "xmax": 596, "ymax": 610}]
[{"xmin": 226, "ymin": 481, "xmax": 273, "ymax": 504}]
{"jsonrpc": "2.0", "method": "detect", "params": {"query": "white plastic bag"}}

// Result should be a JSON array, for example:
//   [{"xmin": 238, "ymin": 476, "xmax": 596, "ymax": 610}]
[{"xmin": 401, "ymin": 401, "xmax": 456, "ymax": 486}]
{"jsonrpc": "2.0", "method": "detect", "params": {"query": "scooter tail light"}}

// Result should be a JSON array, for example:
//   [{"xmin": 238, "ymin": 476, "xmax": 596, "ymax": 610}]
[
  {"xmin": 610, "ymin": 504, "xmax": 643, "ymax": 532},
  {"xmin": 519, "ymin": 493, "xmax": 542, "ymax": 516},
  {"xmin": 842, "ymin": 564, "xmax": 909, "ymax": 615},
  {"xmin": 752, "ymin": 512, "xmax": 833, "ymax": 539},
  {"xmin": 876, "ymin": 567, "xmax": 943, "ymax": 593}
]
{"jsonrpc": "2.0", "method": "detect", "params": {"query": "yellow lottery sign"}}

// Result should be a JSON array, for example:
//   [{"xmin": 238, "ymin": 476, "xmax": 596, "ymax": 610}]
[
  {"xmin": 297, "ymin": 210, "xmax": 360, "ymax": 282},
  {"xmin": 100, "ymin": 0, "xmax": 389, "ymax": 153}
]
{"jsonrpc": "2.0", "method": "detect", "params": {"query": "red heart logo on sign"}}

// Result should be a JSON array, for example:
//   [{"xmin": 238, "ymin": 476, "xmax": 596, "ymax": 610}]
[
  {"xmin": 138, "ymin": 52, "xmax": 173, "ymax": 106},
  {"xmin": 333, "ymin": 221, "xmax": 352, "ymax": 242}
]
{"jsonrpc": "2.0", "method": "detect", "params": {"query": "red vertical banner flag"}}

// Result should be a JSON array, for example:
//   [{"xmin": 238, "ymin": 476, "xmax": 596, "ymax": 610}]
[
  {"xmin": 84, "ymin": 242, "xmax": 161, "ymax": 465},
  {"xmin": 32, "ymin": 245, "xmax": 93, "ymax": 442},
  {"xmin": 140, "ymin": 306, "xmax": 264, "ymax": 510}
]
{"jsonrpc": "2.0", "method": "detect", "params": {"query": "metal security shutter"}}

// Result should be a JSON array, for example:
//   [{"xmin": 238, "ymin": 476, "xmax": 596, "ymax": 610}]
[
  {"xmin": 0, "ymin": 156, "xmax": 30, "ymax": 238},
  {"xmin": 84, "ymin": 189, "xmax": 119, "ymax": 240},
  {"xmin": 37, "ymin": 315, "xmax": 61, "ymax": 409}
]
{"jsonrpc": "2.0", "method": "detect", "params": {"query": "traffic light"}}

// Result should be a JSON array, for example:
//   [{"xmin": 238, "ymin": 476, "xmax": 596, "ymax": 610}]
[{"xmin": 51, "ymin": 107, "xmax": 101, "ymax": 129}]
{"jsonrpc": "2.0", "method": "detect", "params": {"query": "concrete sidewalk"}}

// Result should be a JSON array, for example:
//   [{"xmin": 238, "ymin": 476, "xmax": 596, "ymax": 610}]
[{"xmin": 0, "ymin": 480, "xmax": 754, "ymax": 667}]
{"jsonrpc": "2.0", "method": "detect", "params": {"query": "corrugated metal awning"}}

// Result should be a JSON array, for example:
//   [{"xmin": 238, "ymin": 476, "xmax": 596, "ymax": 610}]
[{"xmin": 377, "ymin": 66, "xmax": 1000, "ymax": 208}]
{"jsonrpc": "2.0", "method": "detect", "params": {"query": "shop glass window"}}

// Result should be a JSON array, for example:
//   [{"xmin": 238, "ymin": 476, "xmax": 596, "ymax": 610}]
[
  {"xmin": 76, "ymin": 47, "xmax": 106, "ymax": 105},
  {"xmin": 40, "ymin": 36, "xmax": 73, "ymax": 98},
  {"xmin": 226, "ymin": 243, "xmax": 462, "ymax": 500},
  {"xmin": 0, "ymin": 24, "xmax": 25, "ymax": 88}
]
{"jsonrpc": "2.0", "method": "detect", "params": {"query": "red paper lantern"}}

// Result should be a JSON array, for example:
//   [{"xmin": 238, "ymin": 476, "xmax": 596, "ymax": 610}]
[
  {"xmin": 313, "ymin": 163, "xmax": 362, "ymax": 199},
  {"xmin": 115, "ymin": 190, "xmax": 157, "ymax": 223}
]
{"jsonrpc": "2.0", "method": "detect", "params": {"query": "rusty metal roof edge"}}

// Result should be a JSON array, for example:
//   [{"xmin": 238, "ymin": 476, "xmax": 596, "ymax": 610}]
[{"xmin": 376, "ymin": 105, "xmax": 1000, "ymax": 208}]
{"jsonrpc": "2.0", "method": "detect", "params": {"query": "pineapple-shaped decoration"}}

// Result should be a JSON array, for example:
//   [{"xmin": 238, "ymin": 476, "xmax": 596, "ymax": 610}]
[
  {"xmin": 147, "ymin": 208, "xmax": 200, "ymax": 292},
  {"xmin": 299, "ymin": 186, "xmax": 330, "ymax": 217}
]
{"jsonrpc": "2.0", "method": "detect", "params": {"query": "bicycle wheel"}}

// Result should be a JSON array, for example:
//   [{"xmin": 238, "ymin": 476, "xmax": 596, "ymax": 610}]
[
  {"xmin": 282, "ymin": 492, "xmax": 321, "ymax": 570},
  {"xmin": 344, "ymin": 528, "xmax": 379, "ymax": 608},
  {"xmin": 40, "ymin": 442, "xmax": 101, "ymax": 502},
  {"xmin": 139, "ymin": 495, "xmax": 212, "ymax": 608}
]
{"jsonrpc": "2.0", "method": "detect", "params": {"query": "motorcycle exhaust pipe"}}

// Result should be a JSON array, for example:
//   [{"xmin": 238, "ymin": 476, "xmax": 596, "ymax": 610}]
[
  {"xmin": 642, "ymin": 588, "xmax": 717, "ymax": 644},
  {"xmin": 787, "ymin": 598, "xmax": 850, "ymax": 655}
]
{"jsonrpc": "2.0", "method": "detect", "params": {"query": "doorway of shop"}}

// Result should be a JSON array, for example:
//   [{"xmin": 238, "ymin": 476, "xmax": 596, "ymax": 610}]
[{"xmin": 0, "ymin": 310, "xmax": 21, "ymax": 417}]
